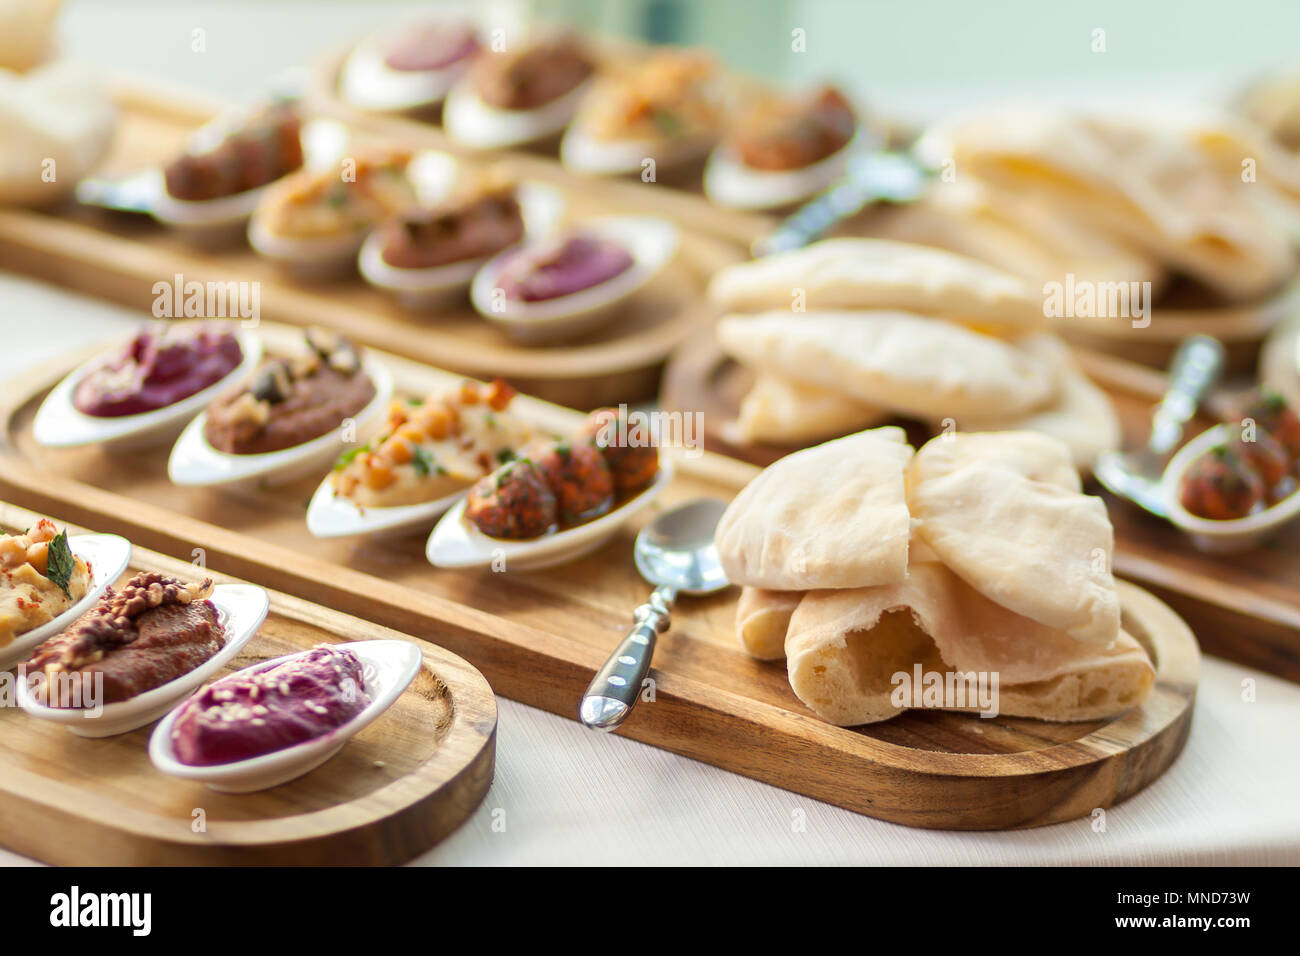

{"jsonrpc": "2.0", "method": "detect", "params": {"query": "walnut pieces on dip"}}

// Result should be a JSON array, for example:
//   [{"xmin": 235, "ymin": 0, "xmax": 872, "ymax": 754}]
[
  {"xmin": 163, "ymin": 102, "xmax": 304, "ymax": 202},
  {"xmin": 25, "ymin": 572, "xmax": 224, "ymax": 706},
  {"xmin": 0, "ymin": 520, "xmax": 89, "ymax": 649},
  {"xmin": 204, "ymin": 329, "xmax": 376, "ymax": 456},
  {"xmin": 376, "ymin": 170, "xmax": 526, "ymax": 271}
]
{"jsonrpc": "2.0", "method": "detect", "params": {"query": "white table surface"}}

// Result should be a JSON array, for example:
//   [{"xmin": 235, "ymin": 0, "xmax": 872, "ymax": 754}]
[{"xmin": 4, "ymin": 0, "xmax": 1300, "ymax": 866}]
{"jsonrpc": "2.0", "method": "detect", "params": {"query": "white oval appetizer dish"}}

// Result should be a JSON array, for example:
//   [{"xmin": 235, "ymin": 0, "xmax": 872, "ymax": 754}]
[
  {"xmin": 148, "ymin": 639, "xmax": 423, "ymax": 792},
  {"xmin": 358, "ymin": 181, "xmax": 565, "ymax": 310},
  {"xmin": 17, "ymin": 583, "xmax": 269, "ymax": 738},
  {"xmin": 443, "ymin": 76, "xmax": 593, "ymax": 150},
  {"xmin": 167, "ymin": 357, "xmax": 393, "ymax": 489},
  {"xmin": 338, "ymin": 20, "xmax": 480, "ymax": 112},
  {"xmin": 306, "ymin": 476, "xmax": 467, "ymax": 539},
  {"xmin": 426, "ymin": 459, "xmax": 673, "ymax": 571},
  {"xmin": 469, "ymin": 215, "xmax": 679, "ymax": 344},
  {"xmin": 1162, "ymin": 423, "xmax": 1300, "ymax": 553},
  {"xmin": 559, "ymin": 125, "xmax": 712, "ymax": 178},
  {"xmin": 32, "ymin": 325, "xmax": 263, "ymax": 451},
  {"xmin": 702, "ymin": 129, "xmax": 867, "ymax": 211},
  {"xmin": 0, "ymin": 533, "xmax": 132, "ymax": 672}
]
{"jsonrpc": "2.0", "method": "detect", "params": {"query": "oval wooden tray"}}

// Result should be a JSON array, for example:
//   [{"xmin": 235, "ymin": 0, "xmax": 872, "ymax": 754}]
[
  {"xmin": 0, "ymin": 503, "xmax": 496, "ymax": 865},
  {"xmin": 0, "ymin": 331, "xmax": 1202, "ymax": 829},
  {"xmin": 0, "ymin": 79, "xmax": 743, "ymax": 409}
]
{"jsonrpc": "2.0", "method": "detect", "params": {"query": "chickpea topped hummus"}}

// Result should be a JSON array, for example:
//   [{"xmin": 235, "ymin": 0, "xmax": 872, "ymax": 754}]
[{"xmin": 0, "ymin": 520, "xmax": 90, "ymax": 648}]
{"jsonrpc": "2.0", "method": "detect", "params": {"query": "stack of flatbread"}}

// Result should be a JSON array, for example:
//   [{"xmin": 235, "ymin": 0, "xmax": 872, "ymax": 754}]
[
  {"xmin": 715, "ymin": 427, "xmax": 1155, "ymax": 726},
  {"xmin": 709, "ymin": 237, "xmax": 1119, "ymax": 466},
  {"xmin": 912, "ymin": 105, "xmax": 1300, "ymax": 300}
]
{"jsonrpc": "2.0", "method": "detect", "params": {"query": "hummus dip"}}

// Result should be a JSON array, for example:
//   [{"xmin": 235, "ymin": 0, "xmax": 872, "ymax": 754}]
[
  {"xmin": 204, "ymin": 329, "xmax": 376, "ymax": 455},
  {"xmin": 0, "ymin": 520, "xmax": 89, "ymax": 648},
  {"xmin": 170, "ymin": 644, "xmax": 371, "ymax": 766}
]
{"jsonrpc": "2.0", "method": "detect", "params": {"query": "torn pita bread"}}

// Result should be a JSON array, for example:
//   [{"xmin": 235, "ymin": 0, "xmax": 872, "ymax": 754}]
[
  {"xmin": 931, "ymin": 106, "xmax": 1296, "ymax": 300},
  {"xmin": 933, "ymin": 336, "xmax": 1120, "ymax": 468},
  {"xmin": 728, "ymin": 373, "xmax": 887, "ymax": 445},
  {"xmin": 716, "ymin": 427, "xmax": 913, "ymax": 590},
  {"xmin": 784, "ymin": 562, "xmax": 1154, "ymax": 726},
  {"xmin": 708, "ymin": 238, "xmax": 1046, "ymax": 334},
  {"xmin": 909, "ymin": 431, "xmax": 1121, "ymax": 645},
  {"xmin": 736, "ymin": 588, "xmax": 802, "ymax": 660},
  {"xmin": 716, "ymin": 310, "xmax": 1056, "ymax": 420}
]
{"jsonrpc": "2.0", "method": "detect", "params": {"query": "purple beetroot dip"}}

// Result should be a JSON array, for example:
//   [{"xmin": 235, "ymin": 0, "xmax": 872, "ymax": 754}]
[
  {"xmin": 496, "ymin": 235, "xmax": 635, "ymax": 303},
  {"xmin": 383, "ymin": 21, "xmax": 479, "ymax": 72},
  {"xmin": 171, "ymin": 645, "xmax": 371, "ymax": 766},
  {"xmin": 73, "ymin": 323, "xmax": 242, "ymax": 418}
]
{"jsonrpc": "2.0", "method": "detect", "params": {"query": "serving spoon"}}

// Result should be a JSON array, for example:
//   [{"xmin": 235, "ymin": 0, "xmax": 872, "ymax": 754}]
[
  {"xmin": 579, "ymin": 498, "xmax": 730, "ymax": 732},
  {"xmin": 1094, "ymin": 335, "xmax": 1225, "ymax": 518}
]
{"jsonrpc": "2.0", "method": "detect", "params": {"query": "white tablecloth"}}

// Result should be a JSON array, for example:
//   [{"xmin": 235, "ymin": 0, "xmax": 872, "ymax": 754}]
[{"xmin": 4, "ymin": 0, "xmax": 1300, "ymax": 864}]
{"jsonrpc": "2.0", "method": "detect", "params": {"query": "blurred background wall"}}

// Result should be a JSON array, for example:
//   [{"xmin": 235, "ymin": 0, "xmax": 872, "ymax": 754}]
[{"xmin": 57, "ymin": 0, "xmax": 1300, "ymax": 120}]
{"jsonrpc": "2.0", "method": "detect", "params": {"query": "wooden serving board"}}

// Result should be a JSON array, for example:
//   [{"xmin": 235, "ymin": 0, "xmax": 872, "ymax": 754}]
[
  {"xmin": 661, "ymin": 326, "xmax": 1300, "ymax": 683},
  {"xmin": 0, "ymin": 502, "xmax": 496, "ymax": 866},
  {"xmin": 0, "ymin": 79, "xmax": 742, "ymax": 409},
  {"xmin": 0, "ymin": 323, "xmax": 1198, "ymax": 829}
]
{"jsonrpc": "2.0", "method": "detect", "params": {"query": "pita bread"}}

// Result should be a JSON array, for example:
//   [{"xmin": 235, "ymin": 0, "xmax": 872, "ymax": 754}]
[
  {"xmin": 715, "ymin": 427, "xmax": 913, "ymax": 590},
  {"xmin": 708, "ymin": 238, "xmax": 1046, "ymax": 334},
  {"xmin": 716, "ymin": 310, "xmax": 1056, "ymax": 420},
  {"xmin": 729, "ymin": 373, "xmax": 886, "ymax": 445},
  {"xmin": 736, "ymin": 588, "xmax": 802, "ymax": 660},
  {"xmin": 932, "ymin": 106, "xmax": 1295, "ymax": 300},
  {"xmin": 909, "ymin": 432, "xmax": 1121, "ymax": 645},
  {"xmin": 933, "ymin": 337, "xmax": 1120, "ymax": 468},
  {"xmin": 785, "ymin": 562, "xmax": 1154, "ymax": 726}
]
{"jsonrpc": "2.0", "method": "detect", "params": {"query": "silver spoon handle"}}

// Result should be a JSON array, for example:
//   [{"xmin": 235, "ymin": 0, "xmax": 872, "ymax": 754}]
[
  {"xmin": 1148, "ymin": 335, "xmax": 1226, "ymax": 456},
  {"xmin": 579, "ymin": 585, "xmax": 675, "ymax": 732}
]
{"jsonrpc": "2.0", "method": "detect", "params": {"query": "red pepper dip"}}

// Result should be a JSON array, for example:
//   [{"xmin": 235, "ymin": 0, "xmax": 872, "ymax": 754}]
[
  {"xmin": 171, "ymin": 645, "xmax": 370, "ymax": 765},
  {"xmin": 73, "ymin": 323, "xmax": 243, "ymax": 418}
]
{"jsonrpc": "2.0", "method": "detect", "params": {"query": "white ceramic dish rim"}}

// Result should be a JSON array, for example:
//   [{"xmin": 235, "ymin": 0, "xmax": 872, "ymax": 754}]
[
  {"xmin": 338, "ymin": 25, "xmax": 477, "ymax": 110},
  {"xmin": 443, "ymin": 76, "xmax": 593, "ymax": 149},
  {"xmin": 167, "ymin": 356, "xmax": 394, "ymax": 487},
  {"xmin": 16, "ymin": 583, "xmax": 268, "ymax": 727},
  {"xmin": 147, "ymin": 639, "xmax": 422, "ymax": 782},
  {"xmin": 560, "ymin": 123, "xmax": 713, "ymax": 176},
  {"xmin": 356, "ymin": 181, "xmax": 566, "ymax": 295},
  {"xmin": 32, "ymin": 325, "xmax": 263, "ymax": 449},
  {"xmin": 469, "ymin": 215, "xmax": 679, "ymax": 326},
  {"xmin": 306, "ymin": 473, "xmax": 468, "ymax": 538},
  {"xmin": 1162, "ymin": 423, "xmax": 1300, "ymax": 539},
  {"xmin": 426, "ymin": 458, "xmax": 673, "ymax": 568},
  {"xmin": 0, "ymin": 533, "xmax": 132, "ymax": 670},
  {"xmin": 702, "ymin": 127, "xmax": 869, "ymax": 211}
]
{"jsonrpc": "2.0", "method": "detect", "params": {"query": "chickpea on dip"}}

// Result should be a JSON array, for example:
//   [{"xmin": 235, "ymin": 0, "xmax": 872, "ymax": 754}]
[
  {"xmin": 72, "ymin": 322, "xmax": 243, "ymax": 418},
  {"xmin": 256, "ymin": 149, "xmax": 415, "ymax": 241},
  {"xmin": 0, "ymin": 521, "xmax": 89, "ymax": 648},
  {"xmin": 204, "ymin": 329, "xmax": 376, "ymax": 455},
  {"xmin": 332, "ymin": 378, "xmax": 537, "ymax": 508},
  {"xmin": 171, "ymin": 645, "xmax": 370, "ymax": 766}
]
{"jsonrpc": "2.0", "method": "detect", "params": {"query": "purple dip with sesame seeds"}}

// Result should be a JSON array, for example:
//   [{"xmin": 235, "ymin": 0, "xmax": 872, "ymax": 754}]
[{"xmin": 170, "ymin": 645, "xmax": 370, "ymax": 766}]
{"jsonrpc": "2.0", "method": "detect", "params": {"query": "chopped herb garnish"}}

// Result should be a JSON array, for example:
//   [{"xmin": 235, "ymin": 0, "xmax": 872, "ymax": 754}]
[
  {"xmin": 412, "ymin": 447, "xmax": 433, "ymax": 477},
  {"xmin": 45, "ymin": 531, "xmax": 76, "ymax": 599},
  {"xmin": 333, "ymin": 443, "xmax": 369, "ymax": 471},
  {"xmin": 496, "ymin": 448, "xmax": 516, "ymax": 465},
  {"xmin": 653, "ymin": 110, "xmax": 682, "ymax": 136}
]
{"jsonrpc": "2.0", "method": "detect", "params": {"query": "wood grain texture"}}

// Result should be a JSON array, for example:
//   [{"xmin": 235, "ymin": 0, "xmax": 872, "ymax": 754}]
[
  {"xmin": 0, "ymin": 325, "xmax": 1199, "ymax": 829},
  {"xmin": 661, "ymin": 324, "xmax": 1300, "ymax": 683},
  {"xmin": 0, "ymin": 79, "xmax": 743, "ymax": 409},
  {"xmin": 0, "ymin": 503, "xmax": 497, "ymax": 866}
]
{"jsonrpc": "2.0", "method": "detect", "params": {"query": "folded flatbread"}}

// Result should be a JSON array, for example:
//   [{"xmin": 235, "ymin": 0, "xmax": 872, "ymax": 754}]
[
  {"xmin": 728, "ymin": 373, "xmax": 886, "ymax": 445},
  {"xmin": 708, "ymin": 237, "xmax": 1046, "ymax": 335},
  {"xmin": 716, "ymin": 427, "xmax": 913, "ymax": 590},
  {"xmin": 909, "ymin": 431, "xmax": 1121, "ymax": 645},
  {"xmin": 929, "ymin": 106, "xmax": 1296, "ymax": 300},
  {"xmin": 716, "ymin": 310, "xmax": 1057, "ymax": 420},
  {"xmin": 736, "ymin": 587, "xmax": 803, "ymax": 660},
  {"xmin": 783, "ymin": 562, "xmax": 1154, "ymax": 725}
]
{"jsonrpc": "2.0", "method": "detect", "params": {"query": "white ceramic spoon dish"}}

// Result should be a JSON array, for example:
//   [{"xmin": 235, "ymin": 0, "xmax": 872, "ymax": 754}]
[
  {"xmin": 0, "ymin": 533, "xmax": 132, "ymax": 672},
  {"xmin": 167, "ymin": 358, "xmax": 393, "ymax": 489},
  {"xmin": 1162, "ymin": 423, "xmax": 1300, "ymax": 553},
  {"xmin": 306, "ymin": 475, "xmax": 468, "ymax": 539},
  {"xmin": 559, "ymin": 125, "xmax": 712, "ymax": 177},
  {"xmin": 32, "ymin": 326, "xmax": 263, "ymax": 451},
  {"xmin": 443, "ymin": 78, "xmax": 593, "ymax": 150},
  {"xmin": 17, "ymin": 583, "xmax": 269, "ymax": 738},
  {"xmin": 338, "ymin": 30, "xmax": 476, "ymax": 112},
  {"xmin": 703, "ymin": 130, "xmax": 868, "ymax": 211},
  {"xmin": 426, "ymin": 460, "xmax": 673, "ymax": 571},
  {"xmin": 358, "ymin": 181, "xmax": 566, "ymax": 310},
  {"xmin": 148, "ymin": 639, "xmax": 423, "ymax": 792},
  {"xmin": 469, "ymin": 216, "xmax": 679, "ymax": 344}
]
